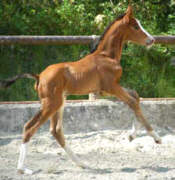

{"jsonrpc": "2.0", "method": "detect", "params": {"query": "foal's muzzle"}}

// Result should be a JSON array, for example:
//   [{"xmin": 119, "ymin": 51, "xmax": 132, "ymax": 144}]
[{"xmin": 146, "ymin": 37, "xmax": 155, "ymax": 46}]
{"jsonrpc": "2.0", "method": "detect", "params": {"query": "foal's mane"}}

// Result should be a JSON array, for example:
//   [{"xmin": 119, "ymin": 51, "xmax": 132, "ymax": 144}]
[{"xmin": 91, "ymin": 13, "xmax": 126, "ymax": 53}]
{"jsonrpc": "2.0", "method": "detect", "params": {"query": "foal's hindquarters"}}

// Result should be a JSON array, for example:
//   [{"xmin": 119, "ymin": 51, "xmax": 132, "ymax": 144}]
[{"xmin": 17, "ymin": 67, "xmax": 87, "ymax": 174}]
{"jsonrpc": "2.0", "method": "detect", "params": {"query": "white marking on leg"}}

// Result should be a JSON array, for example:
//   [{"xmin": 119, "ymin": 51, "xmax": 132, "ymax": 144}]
[
  {"xmin": 17, "ymin": 143, "xmax": 26, "ymax": 170},
  {"xmin": 62, "ymin": 93, "xmax": 87, "ymax": 168},
  {"xmin": 17, "ymin": 143, "xmax": 33, "ymax": 174},
  {"xmin": 64, "ymin": 145, "xmax": 87, "ymax": 168},
  {"xmin": 130, "ymin": 119, "xmax": 141, "ymax": 140}
]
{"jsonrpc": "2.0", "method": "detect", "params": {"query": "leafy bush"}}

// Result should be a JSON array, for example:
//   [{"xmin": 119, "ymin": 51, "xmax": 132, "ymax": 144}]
[{"xmin": 0, "ymin": 0, "xmax": 175, "ymax": 101}]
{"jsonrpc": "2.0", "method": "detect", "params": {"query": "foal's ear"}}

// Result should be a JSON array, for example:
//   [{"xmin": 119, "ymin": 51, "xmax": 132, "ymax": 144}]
[
  {"xmin": 126, "ymin": 5, "xmax": 133, "ymax": 17},
  {"xmin": 123, "ymin": 5, "xmax": 133, "ymax": 23}
]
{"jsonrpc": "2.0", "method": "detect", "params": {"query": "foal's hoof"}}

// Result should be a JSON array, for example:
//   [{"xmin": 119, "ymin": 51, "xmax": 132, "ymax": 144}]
[
  {"xmin": 79, "ymin": 165, "xmax": 87, "ymax": 169},
  {"xmin": 76, "ymin": 162, "xmax": 89, "ymax": 169},
  {"xmin": 129, "ymin": 135, "xmax": 135, "ymax": 142},
  {"xmin": 17, "ymin": 168, "xmax": 33, "ymax": 175},
  {"xmin": 79, "ymin": 164, "xmax": 88, "ymax": 169},
  {"xmin": 155, "ymin": 139, "xmax": 162, "ymax": 144},
  {"xmin": 17, "ymin": 169, "xmax": 24, "ymax": 174}
]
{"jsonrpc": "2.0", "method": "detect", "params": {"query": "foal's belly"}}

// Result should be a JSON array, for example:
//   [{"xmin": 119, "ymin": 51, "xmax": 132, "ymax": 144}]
[{"xmin": 65, "ymin": 77, "xmax": 101, "ymax": 95}]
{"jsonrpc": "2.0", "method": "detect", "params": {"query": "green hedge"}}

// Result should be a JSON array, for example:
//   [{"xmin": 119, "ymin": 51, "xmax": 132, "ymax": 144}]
[{"xmin": 0, "ymin": 0, "xmax": 175, "ymax": 101}]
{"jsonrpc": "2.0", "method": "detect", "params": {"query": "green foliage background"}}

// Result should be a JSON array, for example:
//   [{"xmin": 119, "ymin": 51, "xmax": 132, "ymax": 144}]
[{"xmin": 0, "ymin": 0, "xmax": 175, "ymax": 101}]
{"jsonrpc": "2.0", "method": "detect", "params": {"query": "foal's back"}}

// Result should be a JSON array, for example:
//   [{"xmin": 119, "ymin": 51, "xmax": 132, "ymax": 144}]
[{"xmin": 38, "ymin": 54, "xmax": 102, "ymax": 95}]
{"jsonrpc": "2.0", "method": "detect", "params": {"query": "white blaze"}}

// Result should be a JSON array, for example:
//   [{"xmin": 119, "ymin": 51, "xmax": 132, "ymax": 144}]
[{"xmin": 136, "ymin": 19, "xmax": 153, "ymax": 40}]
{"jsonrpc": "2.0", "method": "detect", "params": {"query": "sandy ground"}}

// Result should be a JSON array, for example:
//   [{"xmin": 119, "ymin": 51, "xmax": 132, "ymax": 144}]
[{"xmin": 1, "ymin": 128, "xmax": 175, "ymax": 180}]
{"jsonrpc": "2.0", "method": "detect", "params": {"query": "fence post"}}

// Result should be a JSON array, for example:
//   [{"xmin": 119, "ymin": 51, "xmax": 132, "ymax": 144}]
[{"xmin": 89, "ymin": 35, "xmax": 100, "ymax": 100}]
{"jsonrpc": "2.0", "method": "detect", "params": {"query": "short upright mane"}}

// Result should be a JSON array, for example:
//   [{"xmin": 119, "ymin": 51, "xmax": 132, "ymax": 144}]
[{"xmin": 91, "ymin": 13, "xmax": 126, "ymax": 53}]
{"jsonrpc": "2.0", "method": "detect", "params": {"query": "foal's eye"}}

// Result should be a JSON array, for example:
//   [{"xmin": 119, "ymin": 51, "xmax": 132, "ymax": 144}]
[{"xmin": 134, "ymin": 25, "xmax": 139, "ymax": 30}]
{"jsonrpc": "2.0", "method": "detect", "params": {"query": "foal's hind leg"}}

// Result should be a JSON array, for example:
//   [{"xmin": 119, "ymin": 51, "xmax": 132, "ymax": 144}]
[
  {"xmin": 50, "ymin": 105, "xmax": 87, "ymax": 168},
  {"xmin": 110, "ymin": 85, "xmax": 161, "ymax": 144},
  {"xmin": 17, "ymin": 98, "xmax": 61, "ymax": 174}
]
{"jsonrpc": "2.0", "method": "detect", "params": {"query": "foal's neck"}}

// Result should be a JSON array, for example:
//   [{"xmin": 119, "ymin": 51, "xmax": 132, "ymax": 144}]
[{"xmin": 95, "ymin": 27, "xmax": 125, "ymax": 62}]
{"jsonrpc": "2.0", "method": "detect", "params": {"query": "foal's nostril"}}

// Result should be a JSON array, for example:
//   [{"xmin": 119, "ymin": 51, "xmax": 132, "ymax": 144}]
[
  {"xmin": 146, "ymin": 38, "xmax": 155, "ymax": 45},
  {"xmin": 151, "ymin": 38, "xmax": 155, "ymax": 44}
]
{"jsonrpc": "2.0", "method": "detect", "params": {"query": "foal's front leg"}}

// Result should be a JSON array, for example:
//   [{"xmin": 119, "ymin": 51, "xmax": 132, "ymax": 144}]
[
  {"xmin": 122, "ymin": 88, "xmax": 142, "ymax": 141},
  {"xmin": 129, "ymin": 118, "xmax": 142, "ymax": 142},
  {"xmin": 109, "ymin": 84, "xmax": 161, "ymax": 144}
]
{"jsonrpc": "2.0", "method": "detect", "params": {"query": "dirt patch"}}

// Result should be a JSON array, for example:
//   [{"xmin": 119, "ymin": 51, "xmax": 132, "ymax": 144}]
[{"xmin": 1, "ymin": 129, "xmax": 175, "ymax": 180}]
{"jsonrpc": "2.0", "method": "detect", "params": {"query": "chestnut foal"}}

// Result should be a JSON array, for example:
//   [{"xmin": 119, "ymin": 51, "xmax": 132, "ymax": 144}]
[{"xmin": 0, "ymin": 6, "xmax": 161, "ymax": 174}]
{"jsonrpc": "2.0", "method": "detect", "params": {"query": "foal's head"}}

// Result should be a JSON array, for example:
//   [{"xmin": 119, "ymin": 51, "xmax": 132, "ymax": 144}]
[{"xmin": 122, "ymin": 6, "xmax": 154, "ymax": 47}]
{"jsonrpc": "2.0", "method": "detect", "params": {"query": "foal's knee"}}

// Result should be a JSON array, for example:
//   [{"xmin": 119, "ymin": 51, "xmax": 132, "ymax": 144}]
[
  {"xmin": 128, "ymin": 89, "xmax": 140, "ymax": 101},
  {"xmin": 127, "ymin": 97, "xmax": 138, "ymax": 110}
]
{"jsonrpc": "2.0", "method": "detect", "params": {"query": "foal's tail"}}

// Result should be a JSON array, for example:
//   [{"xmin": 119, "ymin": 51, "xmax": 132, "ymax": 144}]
[{"xmin": 0, "ymin": 73, "xmax": 39, "ymax": 89}]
